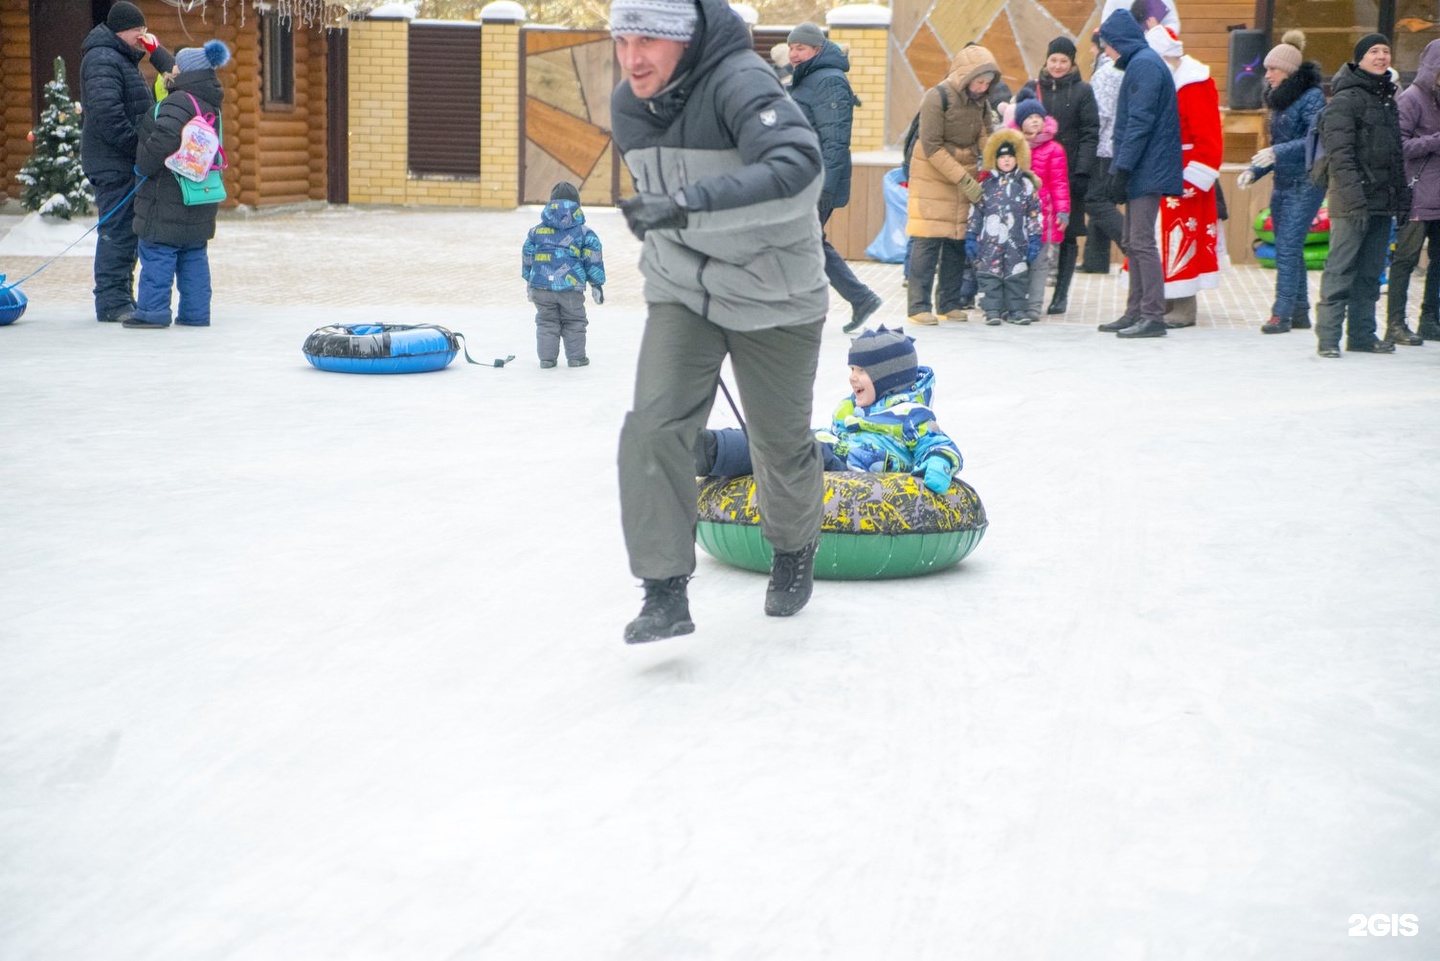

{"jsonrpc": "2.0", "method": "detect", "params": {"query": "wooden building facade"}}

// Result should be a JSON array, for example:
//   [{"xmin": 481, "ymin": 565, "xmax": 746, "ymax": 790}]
[{"xmin": 1, "ymin": 0, "xmax": 340, "ymax": 210}]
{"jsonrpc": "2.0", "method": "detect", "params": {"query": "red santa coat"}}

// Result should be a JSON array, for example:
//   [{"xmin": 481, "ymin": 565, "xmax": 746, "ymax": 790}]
[{"xmin": 1160, "ymin": 55, "xmax": 1223, "ymax": 296}]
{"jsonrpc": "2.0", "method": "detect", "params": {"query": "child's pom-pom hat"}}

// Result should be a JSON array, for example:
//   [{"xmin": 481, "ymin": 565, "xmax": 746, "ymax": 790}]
[
  {"xmin": 175, "ymin": 39, "xmax": 232, "ymax": 73},
  {"xmin": 849, "ymin": 325, "xmax": 918, "ymax": 400},
  {"xmin": 1013, "ymin": 95, "xmax": 1047, "ymax": 128}
]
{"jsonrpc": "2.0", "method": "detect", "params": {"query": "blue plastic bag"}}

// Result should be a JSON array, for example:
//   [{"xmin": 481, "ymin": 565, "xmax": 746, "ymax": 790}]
[{"xmin": 864, "ymin": 168, "xmax": 908, "ymax": 264}]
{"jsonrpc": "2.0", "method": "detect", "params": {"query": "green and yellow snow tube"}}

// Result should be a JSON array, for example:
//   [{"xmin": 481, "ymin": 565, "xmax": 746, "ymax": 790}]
[{"xmin": 696, "ymin": 471, "xmax": 987, "ymax": 580}]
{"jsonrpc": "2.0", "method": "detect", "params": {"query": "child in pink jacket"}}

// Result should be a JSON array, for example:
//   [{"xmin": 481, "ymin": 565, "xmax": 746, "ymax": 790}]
[{"xmin": 1011, "ymin": 96, "xmax": 1070, "ymax": 321}]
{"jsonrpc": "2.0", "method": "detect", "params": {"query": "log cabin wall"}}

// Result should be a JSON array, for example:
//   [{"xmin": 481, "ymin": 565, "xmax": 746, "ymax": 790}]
[
  {"xmin": 1, "ymin": 6, "xmax": 34, "ymax": 202},
  {"xmin": 2, "ymin": 2, "xmax": 329, "ymax": 208}
]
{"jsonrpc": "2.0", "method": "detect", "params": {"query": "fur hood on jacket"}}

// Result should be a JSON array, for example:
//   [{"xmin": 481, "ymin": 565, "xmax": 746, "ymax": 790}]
[{"xmin": 982, "ymin": 127, "xmax": 1031, "ymax": 173}]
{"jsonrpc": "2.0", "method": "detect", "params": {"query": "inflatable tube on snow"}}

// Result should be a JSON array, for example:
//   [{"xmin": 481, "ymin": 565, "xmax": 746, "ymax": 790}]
[
  {"xmin": 0, "ymin": 282, "xmax": 27, "ymax": 326},
  {"xmin": 1254, "ymin": 205, "xmax": 1330, "ymax": 246},
  {"xmin": 303, "ymin": 323, "xmax": 459, "ymax": 374},
  {"xmin": 697, "ymin": 471, "xmax": 988, "ymax": 580},
  {"xmin": 1253, "ymin": 242, "xmax": 1328, "ymax": 270}
]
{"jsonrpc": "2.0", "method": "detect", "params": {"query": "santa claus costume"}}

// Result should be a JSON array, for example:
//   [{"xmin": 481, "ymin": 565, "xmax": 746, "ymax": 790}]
[{"xmin": 1147, "ymin": 26, "xmax": 1222, "ymax": 327}]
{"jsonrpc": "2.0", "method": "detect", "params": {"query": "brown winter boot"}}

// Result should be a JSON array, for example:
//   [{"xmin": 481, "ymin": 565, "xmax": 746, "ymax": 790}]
[{"xmin": 1385, "ymin": 321, "xmax": 1424, "ymax": 346}]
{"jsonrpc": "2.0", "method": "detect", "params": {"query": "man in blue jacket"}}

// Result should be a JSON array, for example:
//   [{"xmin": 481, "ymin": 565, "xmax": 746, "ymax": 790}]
[
  {"xmin": 80, "ymin": 1, "xmax": 173, "ymax": 324},
  {"xmin": 1095, "ymin": 7, "xmax": 1182, "ymax": 339},
  {"xmin": 787, "ymin": 22, "xmax": 882, "ymax": 332}
]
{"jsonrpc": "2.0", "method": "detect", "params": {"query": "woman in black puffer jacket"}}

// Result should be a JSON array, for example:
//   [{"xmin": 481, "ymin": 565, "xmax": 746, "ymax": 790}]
[
  {"xmin": 128, "ymin": 41, "xmax": 231, "ymax": 329},
  {"xmin": 1021, "ymin": 37, "xmax": 1100, "ymax": 314}
]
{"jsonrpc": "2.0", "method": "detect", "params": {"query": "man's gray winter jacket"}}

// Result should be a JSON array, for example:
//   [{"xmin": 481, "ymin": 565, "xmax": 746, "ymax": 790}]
[{"xmin": 610, "ymin": 0, "xmax": 827, "ymax": 330}]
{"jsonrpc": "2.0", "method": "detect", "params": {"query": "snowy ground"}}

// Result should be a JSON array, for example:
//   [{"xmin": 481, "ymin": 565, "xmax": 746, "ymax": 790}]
[{"xmin": 2, "ymin": 206, "xmax": 1438, "ymax": 960}]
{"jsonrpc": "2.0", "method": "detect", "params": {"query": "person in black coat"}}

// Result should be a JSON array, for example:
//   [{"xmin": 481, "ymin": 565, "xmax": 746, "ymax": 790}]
[
  {"xmin": 125, "ymin": 41, "xmax": 231, "ymax": 330},
  {"xmin": 1023, "ymin": 37, "xmax": 1099, "ymax": 314},
  {"xmin": 79, "ymin": 1, "xmax": 174, "ymax": 323},
  {"xmin": 787, "ymin": 22, "xmax": 882, "ymax": 332}
]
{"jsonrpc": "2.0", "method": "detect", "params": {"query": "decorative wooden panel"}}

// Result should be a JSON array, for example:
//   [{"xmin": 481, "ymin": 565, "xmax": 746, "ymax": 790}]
[{"xmin": 521, "ymin": 28, "xmax": 615, "ymax": 206}]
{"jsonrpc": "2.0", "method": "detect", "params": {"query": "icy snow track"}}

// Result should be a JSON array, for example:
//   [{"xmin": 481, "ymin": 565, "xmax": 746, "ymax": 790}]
[{"xmin": 1, "ymin": 206, "xmax": 1438, "ymax": 960}]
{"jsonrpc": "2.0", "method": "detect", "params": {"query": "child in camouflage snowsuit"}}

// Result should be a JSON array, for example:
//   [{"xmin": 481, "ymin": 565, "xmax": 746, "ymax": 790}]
[
  {"xmin": 965, "ymin": 127, "xmax": 1044, "ymax": 325},
  {"xmin": 696, "ymin": 326, "xmax": 964, "ymax": 494},
  {"xmin": 522, "ymin": 181, "xmax": 606, "ymax": 368}
]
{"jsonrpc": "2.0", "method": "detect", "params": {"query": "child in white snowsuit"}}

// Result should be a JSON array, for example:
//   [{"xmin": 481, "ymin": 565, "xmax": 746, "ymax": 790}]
[
  {"xmin": 966, "ymin": 128, "xmax": 1044, "ymax": 325},
  {"xmin": 521, "ymin": 181, "xmax": 605, "ymax": 368},
  {"xmin": 695, "ymin": 326, "xmax": 964, "ymax": 494}
]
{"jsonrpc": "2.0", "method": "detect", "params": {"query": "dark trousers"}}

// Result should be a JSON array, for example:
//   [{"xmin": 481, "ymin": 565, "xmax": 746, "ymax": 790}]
[
  {"xmin": 819, "ymin": 201, "xmax": 874, "ymax": 307},
  {"xmin": 1317, "ymin": 214, "xmax": 1393, "ymax": 348},
  {"xmin": 135, "ymin": 239, "xmax": 211, "ymax": 326},
  {"xmin": 618, "ymin": 304, "xmax": 825, "ymax": 578},
  {"xmin": 978, "ymin": 270, "xmax": 1029, "ymax": 319},
  {"xmin": 533, "ymin": 288, "xmax": 588, "ymax": 363},
  {"xmin": 89, "ymin": 172, "xmax": 139, "ymax": 319},
  {"xmin": 907, "ymin": 237, "xmax": 966, "ymax": 315},
  {"xmin": 1386, "ymin": 218, "xmax": 1440, "ymax": 330},
  {"xmin": 1269, "ymin": 180, "xmax": 1327, "ymax": 320},
  {"xmin": 1124, "ymin": 193, "xmax": 1165, "ymax": 322},
  {"xmin": 1082, "ymin": 174, "xmax": 1126, "ymax": 271}
]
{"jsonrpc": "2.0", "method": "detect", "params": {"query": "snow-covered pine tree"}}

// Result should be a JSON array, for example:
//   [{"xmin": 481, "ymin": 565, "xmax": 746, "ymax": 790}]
[{"xmin": 16, "ymin": 57, "xmax": 93, "ymax": 220}]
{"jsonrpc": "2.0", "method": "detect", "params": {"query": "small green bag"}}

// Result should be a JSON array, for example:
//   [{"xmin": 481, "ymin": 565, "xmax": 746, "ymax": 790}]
[{"xmin": 177, "ymin": 167, "xmax": 226, "ymax": 206}]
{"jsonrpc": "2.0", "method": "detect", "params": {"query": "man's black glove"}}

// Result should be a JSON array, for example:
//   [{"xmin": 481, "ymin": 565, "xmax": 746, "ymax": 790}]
[
  {"xmin": 619, "ymin": 192, "xmax": 688, "ymax": 239},
  {"xmin": 1106, "ymin": 170, "xmax": 1130, "ymax": 205}
]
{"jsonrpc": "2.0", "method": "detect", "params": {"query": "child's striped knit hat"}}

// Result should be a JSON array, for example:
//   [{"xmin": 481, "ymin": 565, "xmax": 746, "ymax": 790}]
[{"xmin": 849, "ymin": 325, "xmax": 918, "ymax": 399}]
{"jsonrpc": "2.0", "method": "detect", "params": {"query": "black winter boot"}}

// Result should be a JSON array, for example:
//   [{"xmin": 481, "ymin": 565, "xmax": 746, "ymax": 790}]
[
  {"xmin": 1047, "ymin": 243, "xmax": 1077, "ymax": 314},
  {"xmin": 1418, "ymin": 313, "xmax": 1440, "ymax": 340},
  {"xmin": 1291, "ymin": 305, "xmax": 1312, "ymax": 330},
  {"xmin": 624, "ymin": 576, "xmax": 695, "ymax": 643},
  {"xmin": 1098, "ymin": 314, "xmax": 1134, "ymax": 332},
  {"xmin": 765, "ymin": 540, "xmax": 817, "ymax": 617},
  {"xmin": 1385, "ymin": 321, "xmax": 1423, "ymax": 346},
  {"xmin": 1260, "ymin": 314, "xmax": 1291, "ymax": 334}
]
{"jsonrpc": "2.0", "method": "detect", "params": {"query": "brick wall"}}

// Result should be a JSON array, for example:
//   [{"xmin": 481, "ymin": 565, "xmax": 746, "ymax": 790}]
[{"xmin": 831, "ymin": 24, "xmax": 889, "ymax": 153}]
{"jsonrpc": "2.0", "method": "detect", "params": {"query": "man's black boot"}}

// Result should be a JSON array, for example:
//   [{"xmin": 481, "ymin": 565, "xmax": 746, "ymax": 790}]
[
  {"xmin": 624, "ymin": 576, "xmax": 695, "ymax": 643},
  {"xmin": 1098, "ymin": 314, "xmax": 1134, "ymax": 332},
  {"xmin": 765, "ymin": 540, "xmax": 817, "ymax": 617}
]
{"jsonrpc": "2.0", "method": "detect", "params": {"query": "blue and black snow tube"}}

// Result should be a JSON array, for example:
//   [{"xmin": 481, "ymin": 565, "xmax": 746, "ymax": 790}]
[
  {"xmin": 0, "ymin": 282, "xmax": 27, "ymax": 326},
  {"xmin": 303, "ymin": 323, "xmax": 460, "ymax": 374}
]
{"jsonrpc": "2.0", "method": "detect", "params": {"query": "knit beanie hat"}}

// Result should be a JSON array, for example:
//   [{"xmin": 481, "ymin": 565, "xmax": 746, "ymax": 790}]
[
  {"xmin": 1046, "ymin": 36, "xmax": 1077, "ymax": 60},
  {"xmin": 1013, "ymin": 96, "xmax": 1047, "ymax": 127},
  {"xmin": 175, "ymin": 40, "xmax": 232, "ymax": 74},
  {"xmin": 107, "ymin": 1, "xmax": 146, "ymax": 32},
  {"xmin": 995, "ymin": 139, "xmax": 1017, "ymax": 159},
  {"xmin": 788, "ymin": 22, "xmax": 826, "ymax": 48},
  {"xmin": 550, "ymin": 181, "xmax": 580, "ymax": 203},
  {"xmin": 1354, "ymin": 33, "xmax": 1390, "ymax": 63},
  {"xmin": 609, "ymin": 0, "xmax": 698, "ymax": 41},
  {"xmin": 849, "ymin": 326, "xmax": 918, "ymax": 400},
  {"xmin": 1264, "ymin": 30, "xmax": 1305, "ymax": 74}
]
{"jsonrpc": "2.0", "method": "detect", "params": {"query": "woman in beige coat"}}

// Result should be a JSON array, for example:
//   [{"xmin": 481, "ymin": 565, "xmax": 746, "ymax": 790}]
[{"xmin": 906, "ymin": 45, "xmax": 1000, "ymax": 324}]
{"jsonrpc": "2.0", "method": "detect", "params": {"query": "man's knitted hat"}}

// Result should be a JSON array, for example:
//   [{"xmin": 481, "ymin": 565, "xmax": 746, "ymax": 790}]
[
  {"xmin": 788, "ymin": 22, "xmax": 826, "ymax": 48},
  {"xmin": 609, "ymin": 0, "xmax": 698, "ymax": 41},
  {"xmin": 175, "ymin": 40, "xmax": 232, "ymax": 74},
  {"xmin": 1046, "ymin": 36, "xmax": 1077, "ymax": 60},
  {"xmin": 1354, "ymin": 33, "xmax": 1390, "ymax": 63},
  {"xmin": 849, "ymin": 325, "xmax": 918, "ymax": 400},
  {"xmin": 1264, "ymin": 30, "xmax": 1305, "ymax": 75},
  {"xmin": 107, "ymin": 2, "xmax": 146, "ymax": 32},
  {"xmin": 1013, "ymin": 96, "xmax": 1047, "ymax": 128},
  {"xmin": 550, "ymin": 181, "xmax": 580, "ymax": 203}
]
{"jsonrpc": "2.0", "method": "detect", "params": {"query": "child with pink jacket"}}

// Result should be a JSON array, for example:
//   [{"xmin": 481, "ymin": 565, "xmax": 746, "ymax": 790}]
[{"xmin": 1010, "ymin": 95, "xmax": 1070, "ymax": 321}]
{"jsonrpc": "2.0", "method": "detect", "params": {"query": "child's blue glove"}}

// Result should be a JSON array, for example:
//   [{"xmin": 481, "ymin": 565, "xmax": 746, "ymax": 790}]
[
  {"xmin": 591, "ymin": 285, "xmax": 604, "ymax": 305},
  {"xmin": 1026, "ymin": 236, "xmax": 1041, "ymax": 263},
  {"xmin": 920, "ymin": 457, "xmax": 953, "ymax": 494},
  {"xmin": 965, "ymin": 238, "xmax": 978, "ymax": 261}
]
